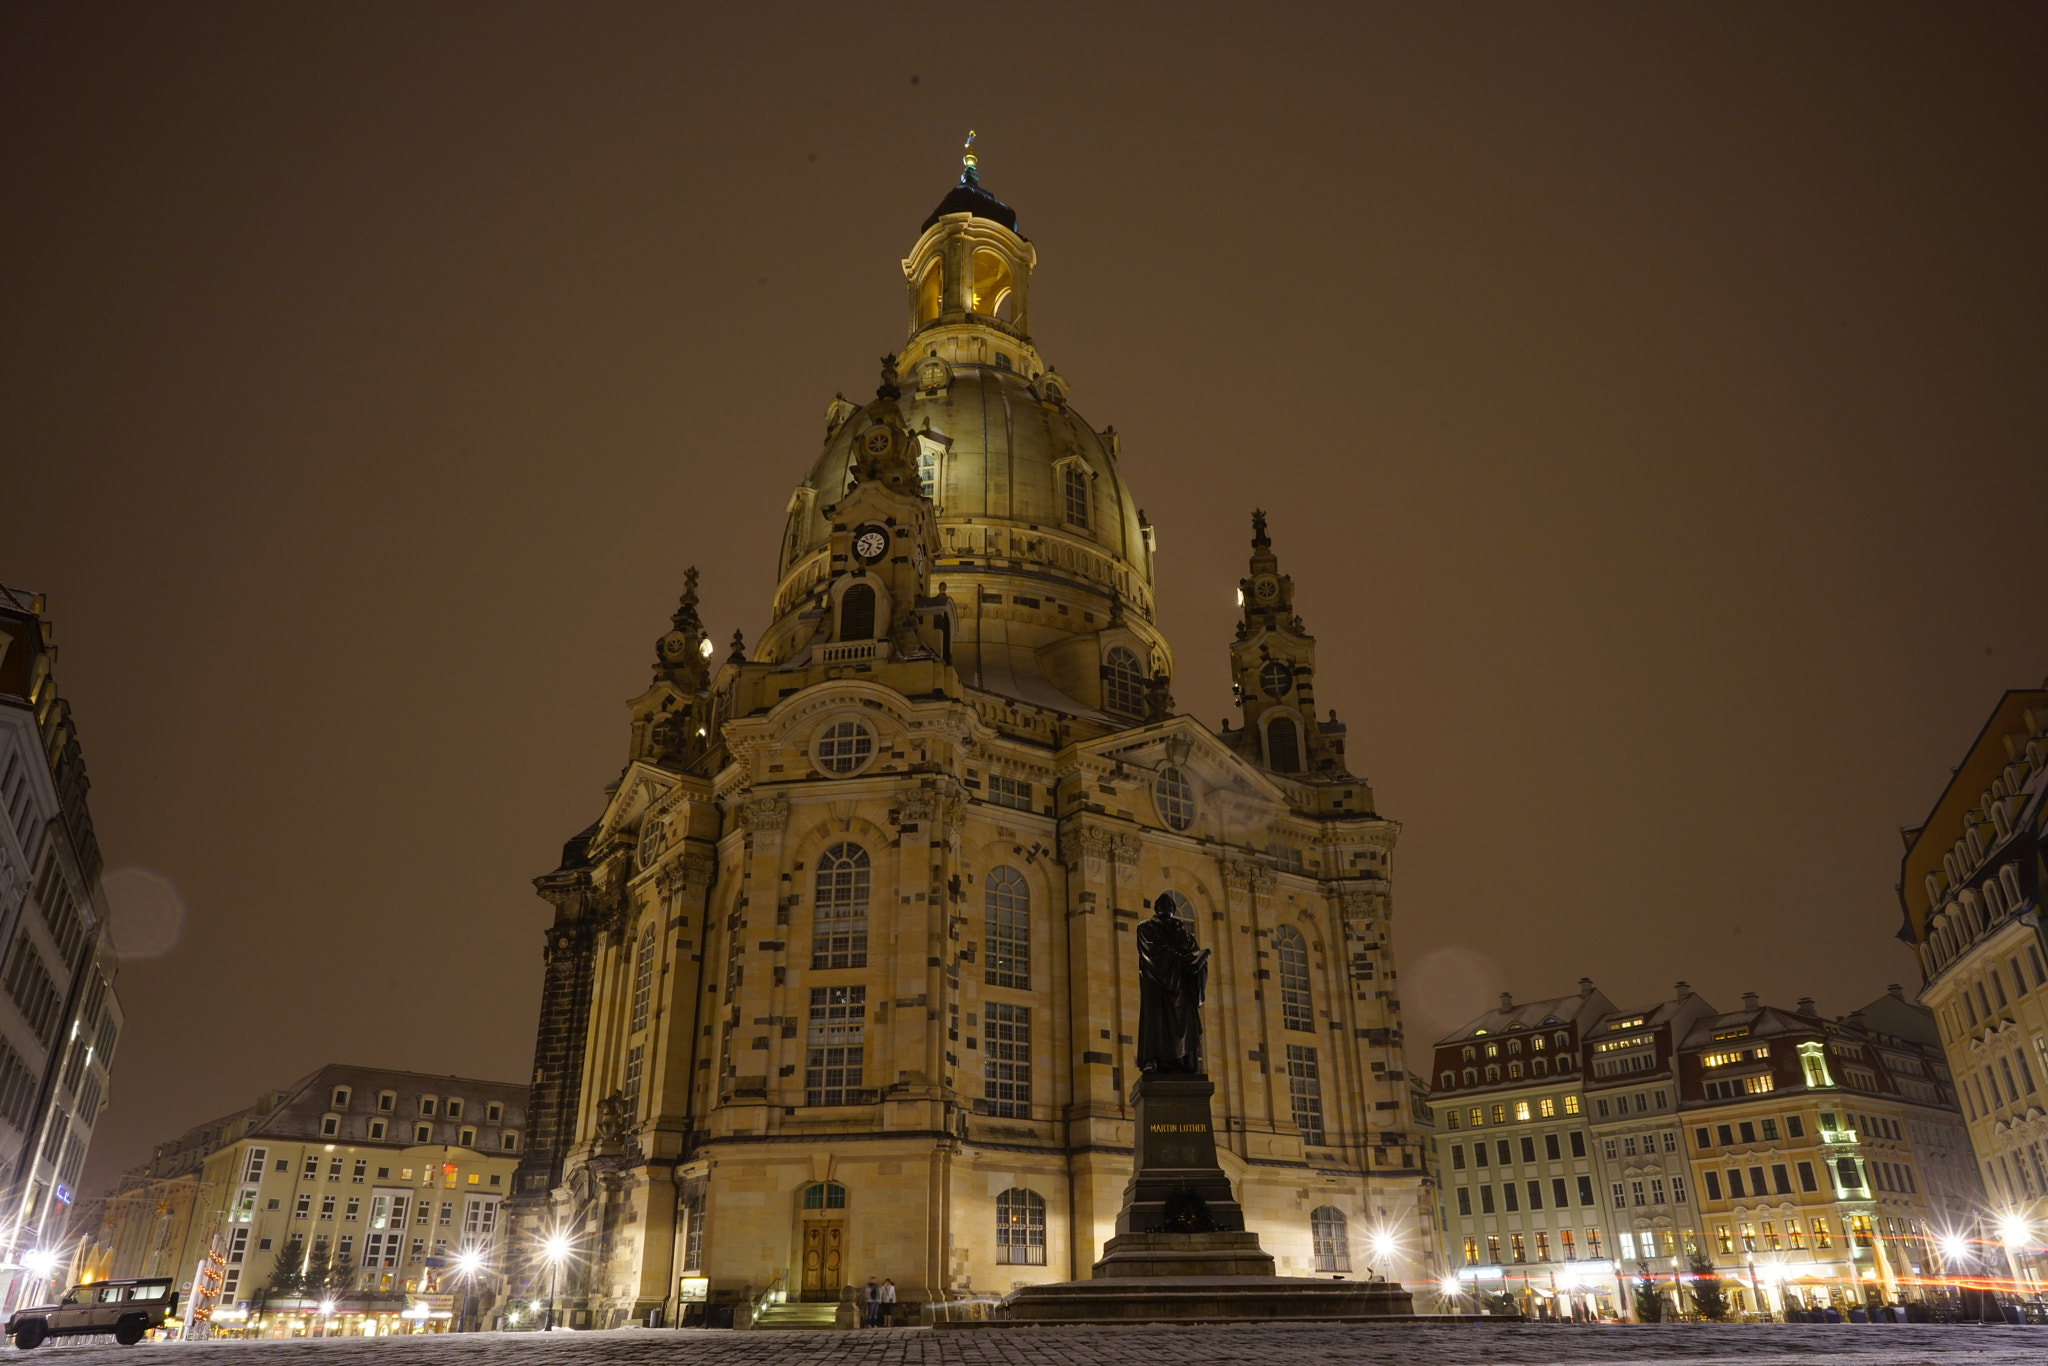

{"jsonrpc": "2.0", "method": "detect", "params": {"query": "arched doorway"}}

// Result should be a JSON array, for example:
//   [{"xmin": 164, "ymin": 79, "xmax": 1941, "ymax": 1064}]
[{"xmin": 798, "ymin": 1182, "xmax": 847, "ymax": 1301}]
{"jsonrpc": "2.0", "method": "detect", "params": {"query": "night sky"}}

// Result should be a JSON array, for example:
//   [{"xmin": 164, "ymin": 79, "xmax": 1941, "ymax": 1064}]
[{"xmin": 6, "ymin": 4, "xmax": 2043, "ymax": 1200}]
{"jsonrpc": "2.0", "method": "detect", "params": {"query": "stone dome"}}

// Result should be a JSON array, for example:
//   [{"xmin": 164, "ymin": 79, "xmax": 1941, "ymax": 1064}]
[{"xmin": 756, "ymin": 171, "xmax": 1171, "ymax": 722}]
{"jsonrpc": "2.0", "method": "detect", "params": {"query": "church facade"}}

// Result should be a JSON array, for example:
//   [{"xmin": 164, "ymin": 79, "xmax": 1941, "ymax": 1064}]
[{"xmin": 508, "ymin": 156, "xmax": 1435, "ymax": 1325}]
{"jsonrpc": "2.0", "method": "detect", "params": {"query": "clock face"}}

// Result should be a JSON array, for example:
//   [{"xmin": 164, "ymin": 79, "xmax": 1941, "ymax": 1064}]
[
  {"xmin": 1253, "ymin": 575, "xmax": 1280, "ymax": 603},
  {"xmin": 853, "ymin": 526, "xmax": 890, "ymax": 562}
]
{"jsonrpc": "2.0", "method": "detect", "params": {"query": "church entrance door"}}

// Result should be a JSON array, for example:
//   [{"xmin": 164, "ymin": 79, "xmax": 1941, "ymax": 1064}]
[{"xmin": 801, "ymin": 1222, "xmax": 844, "ymax": 1300}]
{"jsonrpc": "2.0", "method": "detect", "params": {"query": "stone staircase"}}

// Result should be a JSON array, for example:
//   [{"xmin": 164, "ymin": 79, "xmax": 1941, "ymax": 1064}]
[{"xmin": 754, "ymin": 1300, "xmax": 843, "ymax": 1330}]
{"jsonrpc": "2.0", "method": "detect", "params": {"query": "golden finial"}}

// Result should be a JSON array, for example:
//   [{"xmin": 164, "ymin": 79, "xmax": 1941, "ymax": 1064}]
[{"xmin": 963, "ymin": 129, "xmax": 978, "ymax": 173}]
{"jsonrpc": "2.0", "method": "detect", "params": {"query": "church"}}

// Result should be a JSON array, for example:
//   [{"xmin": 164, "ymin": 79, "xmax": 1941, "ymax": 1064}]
[{"xmin": 507, "ymin": 148, "xmax": 1435, "ymax": 1326}]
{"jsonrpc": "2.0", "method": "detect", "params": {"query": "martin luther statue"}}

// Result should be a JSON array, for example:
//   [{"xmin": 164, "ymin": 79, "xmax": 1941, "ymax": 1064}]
[{"xmin": 1136, "ymin": 904, "xmax": 1209, "ymax": 1073}]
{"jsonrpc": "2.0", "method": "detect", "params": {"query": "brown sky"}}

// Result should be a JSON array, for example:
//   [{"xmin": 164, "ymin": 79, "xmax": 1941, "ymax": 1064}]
[{"xmin": 5, "ymin": 3, "xmax": 2043, "ymax": 1199}]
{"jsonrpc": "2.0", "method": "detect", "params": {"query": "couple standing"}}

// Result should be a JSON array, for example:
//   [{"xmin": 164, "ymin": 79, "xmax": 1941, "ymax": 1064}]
[{"xmin": 861, "ymin": 1276, "xmax": 896, "ymax": 1327}]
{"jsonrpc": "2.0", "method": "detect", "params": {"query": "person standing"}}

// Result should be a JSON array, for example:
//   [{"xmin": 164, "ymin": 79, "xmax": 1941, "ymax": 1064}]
[
  {"xmin": 863, "ymin": 1276, "xmax": 880, "ymax": 1327},
  {"xmin": 878, "ymin": 1278, "xmax": 896, "ymax": 1327}
]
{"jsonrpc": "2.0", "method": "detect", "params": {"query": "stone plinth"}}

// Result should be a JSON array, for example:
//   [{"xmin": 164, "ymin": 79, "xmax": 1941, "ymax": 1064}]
[
  {"xmin": 998, "ymin": 1275, "xmax": 1417, "ymax": 1323},
  {"xmin": 1115, "ymin": 1073, "xmax": 1244, "ymax": 1235},
  {"xmin": 1092, "ymin": 1231, "xmax": 1274, "ymax": 1279}
]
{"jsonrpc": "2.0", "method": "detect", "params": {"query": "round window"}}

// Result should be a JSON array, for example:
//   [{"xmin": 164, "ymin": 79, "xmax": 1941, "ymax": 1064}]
[
  {"xmin": 1259, "ymin": 660, "xmax": 1292, "ymax": 698},
  {"xmin": 814, "ymin": 720, "xmax": 875, "ymax": 776},
  {"xmin": 1154, "ymin": 766, "xmax": 1196, "ymax": 831}
]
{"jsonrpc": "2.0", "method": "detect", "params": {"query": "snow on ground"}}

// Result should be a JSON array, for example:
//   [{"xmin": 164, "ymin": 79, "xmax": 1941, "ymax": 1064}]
[{"xmin": 21, "ymin": 1322, "xmax": 2048, "ymax": 1365}]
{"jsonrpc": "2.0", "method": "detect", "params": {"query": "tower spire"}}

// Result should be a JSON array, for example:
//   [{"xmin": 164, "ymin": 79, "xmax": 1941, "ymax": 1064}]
[
  {"xmin": 1227, "ymin": 512, "xmax": 1350, "ymax": 780},
  {"xmin": 961, "ymin": 129, "xmax": 979, "ymax": 185}
]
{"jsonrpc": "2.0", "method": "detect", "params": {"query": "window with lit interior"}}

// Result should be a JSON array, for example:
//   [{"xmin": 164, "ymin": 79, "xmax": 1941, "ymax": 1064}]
[
  {"xmin": 1310, "ymin": 1206, "xmax": 1350, "ymax": 1272},
  {"xmin": 996, "ymin": 1188, "xmax": 1047, "ymax": 1264}
]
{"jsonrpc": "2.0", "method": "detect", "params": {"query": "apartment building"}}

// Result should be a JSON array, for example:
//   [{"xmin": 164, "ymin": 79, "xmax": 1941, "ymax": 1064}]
[
  {"xmin": 90, "ymin": 1064, "xmax": 527, "ymax": 1336},
  {"xmin": 1427, "ymin": 982, "xmax": 1619, "ymax": 1319},
  {"xmin": 1676, "ymin": 992, "xmax": 1981, "ymax": 1314},
  {"xmin": 1582, "ymin": 984, "xmax": 1720, "ymax": 1303},
  {"xmin": 0, "ymin": 586, "xmax": 122, "ymax": 1309},
  {"xmin": 1894, "ymin": 685, "xmax": 2047, "ymax": 1297}
]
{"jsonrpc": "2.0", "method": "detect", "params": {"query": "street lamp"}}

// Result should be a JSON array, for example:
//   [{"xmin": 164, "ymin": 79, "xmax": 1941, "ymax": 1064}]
[
  {"xmin": 541, "ymin": 1234, "xmax": 572, "ymax": 1331},
  {"xmin": 454, "ymin": 1250, "xmax": 485, "ymax": 1333},
  {"xmin": 1996, "ymin": 1214, "xmax": 2032, "ymax": 1312},
  {"xmin": 19, "ymin": 1247, "xmax": 59, "ymax": 1296}
]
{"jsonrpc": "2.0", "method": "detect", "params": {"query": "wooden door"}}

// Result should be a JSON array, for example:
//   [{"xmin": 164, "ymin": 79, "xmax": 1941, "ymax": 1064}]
[{"xmin": 801, "ymin": 1222, "xmax": 844, "ymax": 1297}]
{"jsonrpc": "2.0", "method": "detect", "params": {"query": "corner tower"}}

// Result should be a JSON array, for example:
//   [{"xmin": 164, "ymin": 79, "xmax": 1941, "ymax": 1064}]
[{"xmin": 1224, "ymin": 511, "xmax": 1363, "ymax": 805}]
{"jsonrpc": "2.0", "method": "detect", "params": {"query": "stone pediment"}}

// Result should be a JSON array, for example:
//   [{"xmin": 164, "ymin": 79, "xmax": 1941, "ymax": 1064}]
[{"xmin": 594, "ymin": 762, "xmax": 684, "ymax": 851}]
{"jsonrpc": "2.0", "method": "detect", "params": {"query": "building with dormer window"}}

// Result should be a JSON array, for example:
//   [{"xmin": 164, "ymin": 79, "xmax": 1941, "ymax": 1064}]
[
  {"xmin": 1895, "ymin": 684, "xmax": 2048, "ymax": 1299},
  {"xmin": 1674, "ymin": 991, "xmax": 1979, "ymax": 1315},
  {"xmin": 507, "ymin": 150, "xmax": 1431, "ymax": 1328}
]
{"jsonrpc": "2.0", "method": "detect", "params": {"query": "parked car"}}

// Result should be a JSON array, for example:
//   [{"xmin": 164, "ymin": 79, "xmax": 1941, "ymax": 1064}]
[{"xmin": 7, "ymin": 1278, "xmax": 179, "ymax": 1347}]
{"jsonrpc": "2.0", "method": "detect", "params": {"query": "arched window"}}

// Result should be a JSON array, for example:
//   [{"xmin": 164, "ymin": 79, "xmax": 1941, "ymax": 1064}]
[
  {"xmin": 1266, "ymin": 715, "xmax": 1301, "ymax": 772},
  {"xmin": 630, "ymin": 921, "xmax": 656, "ymax": 1033},
  {"xmin": 916, "ymin": 260, "xmax": 942, "ymax": 324},
  {"xmin": 1508, "ymin": 1062, "xmax": 1523, "ymax": 1080},
  {"xmin": 1441, "ymin": 1071, "xmax": 1455, "ymax": 1089},
  {"xmin": 1275, "ymin": 925, "xmax": 1312, "ymax": 1032},
  {"xmin": 1155, "ymin": 890, "xmax": 1195, "ymax": 923},
  {"xmin": 1486, "ymin": 1065, "xmax": 1500, "ymax": 1083},
  {"xmin": 1103, "ymin": 646, "xmax": 1146, "ymax": 716},
  {"xmin": 1462, "ymin": 1047, "xmax": 1476, "ymax": 1063},
  {"xmin": 1532, "ymin": 1058, "xmax": 1548, "ymax": 1076},
  {"xmin": 995, "ymin": 1188, "xmax": 1046, "ymax": 1265},
  {"xmin": 1554, "ymin": 1032, "xmax": 1569, "ymax": 1049},
  {"xmin": 1259, "ymin": 660, "xmax": 1292, "ymax": 698},
  {"xmin": 839, "ymin": 583, "xmax": 876, "ymax": 641},
  {"xmin": 1063, "ymin": 464, "xmax": 1089, "ymax": 528},
  {"xmin": 916, "ymin": 443, "xmax": 937, "ymax": 500},
  {"xmin": 801, "ymin": 1181, "xmax": 848, "ymax": 1210},
  {"xmin": 1463, "ymin": 1069, "xmax": 1477, "ymax": 1086},
  {"xmin": 984, "ymin": 867, "xmax": 1030, "ymax": 990},
  {"xmin": 1508, "ymin": 1039, "xmax": 1522, "ymax": 1055},
  {"xmin": 972, "ymin": 250, "xmax": 1015, "ymax": 319},
  {"xmin": 812, "ymin": 843, "xmax": 869, "ymax": 969},
  {"xmin": 1310, "ymin": 1206, "xmax": 1350, "ymax": 1272},
  {"xmin": 1154, "ymin": 766, "xmax": 1196, "ymax": 830}
]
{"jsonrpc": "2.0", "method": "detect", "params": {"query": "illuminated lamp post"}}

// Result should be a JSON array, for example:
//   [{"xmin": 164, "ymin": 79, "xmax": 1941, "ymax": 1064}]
[
  {"xmin": 1438, "ymin": 1275, "xmax": 1464, "ymax": 1315},
  {"xmin": 1996, "ymin": 1214, "xmax": 2031, "ymax": 1320},
  {"xmin": 19, "ymin": 1248, "xmax": 60, "ymax": 1308},
  {"xmin": 454, "ymin": 1250, "xmax": 484, "ymax": 1332},
  {"xmin": 542, "ymin": 1234, "xmax": 571, "ymax": 1331}
]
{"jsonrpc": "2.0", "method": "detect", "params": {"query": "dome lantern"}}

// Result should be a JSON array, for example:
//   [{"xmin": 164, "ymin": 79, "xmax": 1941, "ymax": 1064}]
[{"xmin": 903, "ymin": 133, "xmax": 1038, "ymax": 369}]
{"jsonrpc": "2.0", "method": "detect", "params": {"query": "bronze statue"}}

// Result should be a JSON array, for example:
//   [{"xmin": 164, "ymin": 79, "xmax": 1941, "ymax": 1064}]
[{"xmin": 1136, "ymin": 904, "xmax": 1209, "ymax": 1073}]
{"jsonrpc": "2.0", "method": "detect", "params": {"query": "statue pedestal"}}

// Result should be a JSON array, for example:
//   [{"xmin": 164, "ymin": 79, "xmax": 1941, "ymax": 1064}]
[
  {"xmin": 1111, "ymin": 1073, "xmax": 1248, "ymax": 1236},
  {"xmin": 1092, "ymin": 1072, "xmax": 1275, "ymax": 1278},
  {"xmin": 969, "ymin": 1026, "xmax": 1425, "ymax": 1324}
]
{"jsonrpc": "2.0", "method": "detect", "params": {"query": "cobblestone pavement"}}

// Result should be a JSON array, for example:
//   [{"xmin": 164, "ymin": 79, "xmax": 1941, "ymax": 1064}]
[{"xmin": 22, "ymin": 1322, "xmax": 2048, "ymax": 1365}]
